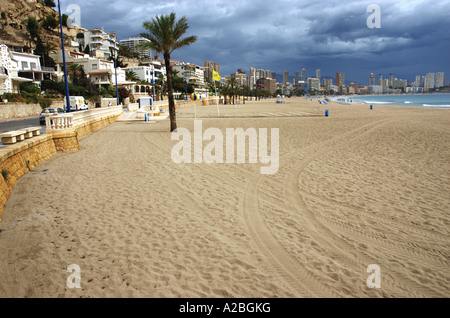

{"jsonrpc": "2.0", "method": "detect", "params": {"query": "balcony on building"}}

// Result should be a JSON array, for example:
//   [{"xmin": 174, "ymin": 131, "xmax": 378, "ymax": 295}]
[{"xmin": 0, "ymin": 67, "xmax": 8, "ymax": 79}]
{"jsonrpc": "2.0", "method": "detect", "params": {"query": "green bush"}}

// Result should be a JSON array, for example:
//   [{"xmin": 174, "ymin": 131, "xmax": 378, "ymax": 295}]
[
  {"xmin": 20, "ymin": 82, "xmax": 41, "ymax": 94},
  {"xmin": 62, "ymin": 14, "xmax": 69, "ymax": 27},
  {"xmin": 106, "ymin": 85, "xmax": 116, "ymax": 97},
  {"xmin": 1, "ymin": 92, "xmax": 16, "ymax": 102},
  {"xmin": 38, "ymin": 97, "xmax": 53, "ymax": 109},
  {"xmin": 24, "ymin": 92, "xmax": 38, "ymax": 104},
  {"xmin": 42, "ymin": 14, "xmax": 58, "ymax": 30},
  {"xmin": 43, "ymin": 0, "xmax": 56, "ymax": 7},
  {"xmin": 68, "ymin": 83, "xmax": 85, "ymax": 96},
  {"xmin": 96, "ymin": 87, "xmax": 111, "ymax": 97},
  {"xmin": 41, "ymin": 79, "xmax": 65, "ymax": 94},
  {"xmin": 25, "ymin": 17, "xmax": 40, "ymax": 42},
  {"xmin": 0, "ymin": 93, "xmax": 25, "ymax": 103}
]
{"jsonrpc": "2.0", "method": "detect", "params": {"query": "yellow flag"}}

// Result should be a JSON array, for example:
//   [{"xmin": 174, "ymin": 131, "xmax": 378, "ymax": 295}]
[{"xmin": 213, "ymin": 70, "xmax": 221, "ymax": 82}]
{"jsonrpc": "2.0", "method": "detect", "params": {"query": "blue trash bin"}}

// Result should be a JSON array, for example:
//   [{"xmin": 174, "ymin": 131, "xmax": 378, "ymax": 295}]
[
  {"xmin": 370, "ymin": 105, "xmax": 373, "ymax": 110},
  {"xmin": 325, "ymin": 109, "xmax": 329, "ymax": 117}
]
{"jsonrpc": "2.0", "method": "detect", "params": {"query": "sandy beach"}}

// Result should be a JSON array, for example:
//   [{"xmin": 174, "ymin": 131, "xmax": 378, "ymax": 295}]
[{"xmin": 0, "ymin": 97, "xmax": 448, "ymax": 298}]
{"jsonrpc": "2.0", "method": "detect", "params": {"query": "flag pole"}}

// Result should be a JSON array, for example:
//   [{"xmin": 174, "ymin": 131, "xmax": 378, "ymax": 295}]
[
  {"xmin": 212, "ymin": 70, "xmax": 221, "ymax": 116},
  {"xmin": 214, "ymin": 81, "xmax": 220, "ymax": 116}
]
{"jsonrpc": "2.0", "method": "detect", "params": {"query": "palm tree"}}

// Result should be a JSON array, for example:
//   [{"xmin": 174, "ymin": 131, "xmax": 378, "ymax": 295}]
[
  {"xmin": 67, "ymin": 63, "xmax": 85, "ymax": 84},
  {"xmin": 226, "ymin": 75, "xmax": 238, "ymax": 105},
  {"xmin": 156, "ymin": 73, "xmax": 166, "ymax": 100},
  {"xmin": 241, "ymin": 85, "xmax": 250, "ymax": 104},
  {"xmin": 220, "ymin": 85, "xmax": 230, "ymax": 104},
  {"xmin": 125, "ymin": 70, "xmax": 139, "ymax": 82},
  {"xmin": 42, "ymin": 41, "xmax": 57, "ymax": 68},
  {"xmin": 140, "ymin": 12, "xmax": 197, "ymax": 131}
]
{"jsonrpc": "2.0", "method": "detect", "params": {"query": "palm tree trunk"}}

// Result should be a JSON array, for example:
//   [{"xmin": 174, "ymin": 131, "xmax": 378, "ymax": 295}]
[{"xmin": 164, "ymin": 53, "xmax": 177, "ymax": 132}]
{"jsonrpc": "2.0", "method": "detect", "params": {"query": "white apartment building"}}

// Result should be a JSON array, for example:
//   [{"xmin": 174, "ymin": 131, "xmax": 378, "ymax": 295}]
[
  {"xmin": 322, "ymin": 78, "xmax": 333, "ymax": 91},
  {"xmin": 392, "ymin": 78, "xmax": 408, "ymax": 90},
  {"xmin": 424, "ymin": 73, "xmax": 435, "ymax": 89},
  {"xmin": 405, "ymin": 86, "xmax": 423, "ymax": 93},
  {"xmin": 50, "ymin": 50, "xmax": 130, "ymax": 89},
  {"xmin": 301, "ymin": 68, "xmax": 306, "ymax": 81},
  {"xmin": 11, "ymin": 51, "xmax": 56, "ymax": 84},
  {"xmin": 173, "ymin": 62, "xmax": 207, "ymax": 97},
  {"xmin": 127, "ymin": 66, "xmax": 155, "ymax": 83},
  {"xmin": 127, "ymin": 60, "xmax": 166, "ymax": 84},
  {"xmin": 78, "ymin": 29, "xmax": 119, "ymax": 60},
  {"xmin": 307, "ymin": 77, "xmax": 320, "ymax": 92},
  {"xmin": 234, "ymin": 70, "xmax": 247, "ymax": 87},
  {"xmin": 368, "ymin": 85, "xmax": 383, "ymax": 94},
  {"xmin": 435, "ymin": 72, "xmax": 444, "ymax": 88},
  {"xmin": 413, "ymin": 75, "xmax": 421, "ymax": 87},
  {"xmin": 247, "ymin": 75, "xmax": 255, "ymax": 90},
  {"xmin": 0, "ymin": 44, "xmax": 58, "ymax": 94},
  {"xmin": 0, "ymin": 44, "xmax": 32, "ymax": 93},
  {"xmin": 256, "ymin": 69, "xmax": 273, "ymax": 81},
  {"xmin": 119, "ymin": 36, "xmax": 152, "ymax": 59},
  {"xmin": 248, "ymin": 67, "xmax": 256, "ymax": 86}
]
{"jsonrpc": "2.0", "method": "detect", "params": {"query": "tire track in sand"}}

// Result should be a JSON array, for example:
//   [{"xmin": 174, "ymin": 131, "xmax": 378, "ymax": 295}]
[
  {"xmin": 280, "ymin": 118, "xmax": 446, "ymax": 297},
  {"xmin": 299, "ymin": 190, "xmax": 449, "ymax": 269},
  {"xmin": 242, "ymin": 119, "xmax": 393, "ymax": 297}
]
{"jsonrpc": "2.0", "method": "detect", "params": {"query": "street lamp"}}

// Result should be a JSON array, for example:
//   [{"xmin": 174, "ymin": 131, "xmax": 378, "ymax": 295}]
[
  {"xmin": 109, "ymin": 39, "xmax": 119, "ymax": 106},
  {"xmin": 184, "ymin": 65, "xmax": 188, "ymax": 100},
  {"xmin": 151, "ymin": 67, "xmax": 155, "ymax": 105},
  {"xmin": 57, "ymin": 0, "xmax": 71, "ymax": 113},
  {"xmin": 114, "ymin": 51, "xmax": 119, "ymax": 106}
]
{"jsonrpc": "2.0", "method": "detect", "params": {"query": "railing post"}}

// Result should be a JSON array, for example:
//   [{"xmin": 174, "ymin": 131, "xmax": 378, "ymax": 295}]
[
  {"xmin": 45, "ymin": 109, "xmax": 51, "ymax": 128},
  {"xmin": 52, "ymin": 108, "xmax": 58, "ymax": 129}
]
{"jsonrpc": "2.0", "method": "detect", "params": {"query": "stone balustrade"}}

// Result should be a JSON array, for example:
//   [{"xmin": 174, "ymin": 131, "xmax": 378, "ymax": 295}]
[
  {"xmin": 46, "ymin": 106, "xmax": 123, "ymax": 131},
  {"xmin": 48, "ymin": 114, "xmax": 73, "ymax": 130}
]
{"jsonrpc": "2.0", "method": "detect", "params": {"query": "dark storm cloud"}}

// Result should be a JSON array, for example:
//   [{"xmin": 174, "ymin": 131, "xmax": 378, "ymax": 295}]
[{"xmin": 65, "ymin": 0, "xmax": 450, "ymax": 83}]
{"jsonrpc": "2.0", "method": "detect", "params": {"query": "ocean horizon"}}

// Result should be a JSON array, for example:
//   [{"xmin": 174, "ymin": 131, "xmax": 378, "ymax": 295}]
[{"xmin": 332, "ymin": 93, "xmax": 450, "ymax": 108}]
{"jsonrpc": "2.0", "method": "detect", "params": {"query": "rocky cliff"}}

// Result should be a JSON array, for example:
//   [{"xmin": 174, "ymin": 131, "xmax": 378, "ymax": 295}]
[{"xmin": 0, "ymin": 0, "xmax": 84, "ymax": 52}]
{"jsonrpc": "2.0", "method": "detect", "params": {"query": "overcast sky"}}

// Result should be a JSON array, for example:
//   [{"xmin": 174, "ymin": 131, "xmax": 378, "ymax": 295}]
[{"xmin": 62, "ymin": 0, "xmax": 450, "ymax": 84}]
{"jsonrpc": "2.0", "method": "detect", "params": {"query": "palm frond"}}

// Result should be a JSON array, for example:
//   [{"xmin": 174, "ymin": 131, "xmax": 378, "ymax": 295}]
[{"xmin": 172, "ymin": 35, "xmax": 198, "ymax": 53}]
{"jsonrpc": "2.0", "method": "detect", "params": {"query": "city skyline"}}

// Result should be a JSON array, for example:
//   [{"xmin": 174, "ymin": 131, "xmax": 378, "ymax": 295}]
[{"xmin": 61, "ymin": 0, "xmax": 450, "ymax": 84}]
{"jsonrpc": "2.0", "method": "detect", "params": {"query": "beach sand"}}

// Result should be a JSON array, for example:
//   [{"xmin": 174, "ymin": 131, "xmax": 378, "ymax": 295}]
[{"xmin": 0, "ymin": 97, "xmax": 448, "ymax": 297}]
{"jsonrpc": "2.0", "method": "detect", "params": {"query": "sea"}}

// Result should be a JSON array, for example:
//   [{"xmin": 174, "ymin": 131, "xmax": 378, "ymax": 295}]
[{"xmin": 332, "ymin": 93, "xmax": 450, "ymax": 108}]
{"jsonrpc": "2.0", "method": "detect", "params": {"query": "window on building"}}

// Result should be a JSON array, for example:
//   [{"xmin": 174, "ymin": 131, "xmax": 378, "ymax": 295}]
[
  {"xmin": 30, "ymin": 62, "xmax": 36, "ymax": 70},
  {"xmin": 92, "ymin": 64, "xmax": 98, "ymax": 70},
  {"xmin": 21, "ymin": 61, "xmax": 28, "ymax": 69}
]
